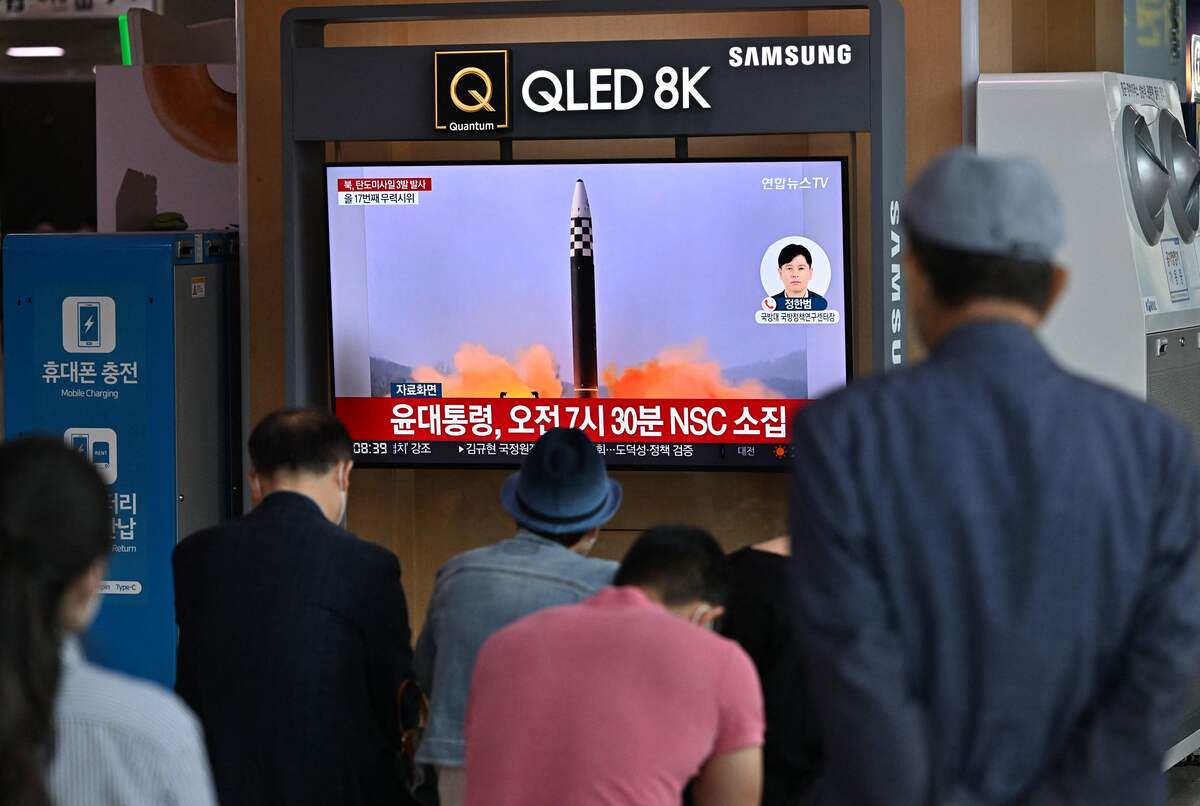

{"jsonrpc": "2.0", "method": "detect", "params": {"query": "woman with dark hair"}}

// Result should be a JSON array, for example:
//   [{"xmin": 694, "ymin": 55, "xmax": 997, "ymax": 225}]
[{"xmin": 0, "ymin": 438, "xmax": 216, "ymax": 806}]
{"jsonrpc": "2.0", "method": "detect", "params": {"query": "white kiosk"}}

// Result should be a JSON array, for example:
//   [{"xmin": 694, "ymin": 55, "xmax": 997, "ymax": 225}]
[
  {"xmin": 978, "ymin": 73, "xmax": 1200, "ymax": 441},
  {"xmin": 978, "ymin": 72, "xmax": 1200, "ymax": 764}
]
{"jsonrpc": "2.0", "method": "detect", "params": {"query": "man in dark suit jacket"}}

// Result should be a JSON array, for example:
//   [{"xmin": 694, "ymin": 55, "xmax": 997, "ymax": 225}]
[
  {"xmin": 790, "ymin": 150, "xmax": 1200, "ymax": 806},
  {"xmin": 174, "ymin": 409, "xmax": 413, "ymax": 806}
]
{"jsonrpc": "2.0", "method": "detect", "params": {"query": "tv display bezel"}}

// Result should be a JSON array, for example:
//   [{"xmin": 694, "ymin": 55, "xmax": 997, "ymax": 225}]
[{"xmin": 323, "ymin": 155, "xmax": 853, "ymax": 471}]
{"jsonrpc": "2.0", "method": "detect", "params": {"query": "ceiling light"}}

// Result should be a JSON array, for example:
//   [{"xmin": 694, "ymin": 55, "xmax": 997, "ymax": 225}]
[{"xmin": 6, "ymin": 47, "xmax": 66, "ymax": 58}]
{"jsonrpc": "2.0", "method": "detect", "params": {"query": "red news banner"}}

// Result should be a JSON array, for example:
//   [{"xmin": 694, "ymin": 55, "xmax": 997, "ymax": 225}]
[
  {"xmin": 336, "ymin": 177, "xmax": 432, "ymax": 192},
  {"xmin": 337, "ymin": 398, "xmax": 810, "ymax": 444}
]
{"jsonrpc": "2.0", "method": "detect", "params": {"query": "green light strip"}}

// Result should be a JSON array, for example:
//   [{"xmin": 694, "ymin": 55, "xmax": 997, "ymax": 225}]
[{"xmin": 118, "ymin": 14, "xmax": 131, "ymax": 66}]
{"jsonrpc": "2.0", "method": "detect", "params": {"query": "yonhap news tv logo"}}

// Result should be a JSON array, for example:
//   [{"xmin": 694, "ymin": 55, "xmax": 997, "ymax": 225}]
[{"xmin": 434, "ymin": 49, "xmax": 510, "ymax": 132}]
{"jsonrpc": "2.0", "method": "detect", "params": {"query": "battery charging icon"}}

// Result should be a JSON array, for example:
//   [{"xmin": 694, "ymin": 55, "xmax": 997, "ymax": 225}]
[
  {"xmin": 72, "ymin": 434, "xmax": 90, "ymax": 457},
  {"xmin": 61, "ymin": 296, "xmax": 115, "ymax": 354},
  {"xmin": 77, "ymin": 302, "xmax": 100, "ymax": 348}
]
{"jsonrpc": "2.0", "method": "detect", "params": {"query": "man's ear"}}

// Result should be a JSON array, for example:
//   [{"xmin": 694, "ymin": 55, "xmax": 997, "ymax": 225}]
[
  {"xmin": 697, "ymin": 604, "xmax": 725, "ymax": 630},
  {"xmin": 248, "ymin": 471, "xmax": 264, "ymax": 505},
  {"xmin": 1042, "ymin": 265, "xmax": 1068, "ymax": 317},
  {"xmin": 905, "ymin": 253, "xmax": 928, "ymax": 301},
  {"xmin": 338, "ymin": 459, "xmax": 354, "ymax": 492}
]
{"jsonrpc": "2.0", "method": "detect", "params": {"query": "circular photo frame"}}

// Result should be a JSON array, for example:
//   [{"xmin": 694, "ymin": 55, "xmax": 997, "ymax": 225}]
[{"xmin": 759, "ymin": 236, "xmax": 833, "ymax": 298}]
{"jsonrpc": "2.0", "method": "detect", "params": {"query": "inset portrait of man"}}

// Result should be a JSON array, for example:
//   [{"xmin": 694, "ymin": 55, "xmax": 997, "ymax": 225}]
[{"xmin": 772, "ymin": 244, "xmax": 828, "ymax": 311}]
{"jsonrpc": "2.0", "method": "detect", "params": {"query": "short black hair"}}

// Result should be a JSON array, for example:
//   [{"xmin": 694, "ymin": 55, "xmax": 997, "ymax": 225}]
[
  {"xmin": 615, "ymin": 525, "xmax": 730, "ymax": 606},
  {"xmin": 909, "ymin": 232, "xmax": 1055, "ymax": 310},
  {"xmin": 248, "ymin": 408, "xmax": 353, "ymax": 477},
  {"xmin": 778, "ymin": 243, "xmax": 812, "ymax": 268}
]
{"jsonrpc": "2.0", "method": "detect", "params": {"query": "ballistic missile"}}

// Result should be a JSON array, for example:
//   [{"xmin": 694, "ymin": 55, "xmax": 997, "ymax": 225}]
[{"xmin": 570, "ymin": 179, "xmax": 599, "ymax": 398}]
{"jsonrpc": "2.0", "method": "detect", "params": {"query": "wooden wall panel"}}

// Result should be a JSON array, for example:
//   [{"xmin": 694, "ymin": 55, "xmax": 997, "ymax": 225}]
[
  {"xmin": 981, "ymin": 0, "xmax": 1015, "ymax": 74},
  {"xmin": 1045, "ymin": 0, "xmax": 1096, "ymax": 72},
  {"xmin": 1011, "ymin": 0, "xmax": 1049, "ymax": 72},
  {"xmin": 1093, "ymin": 0, "xmax": 1123, "ymax": 72},
  {"xmin": 986, "ymin": 0, "xmax": 1121, "ymax": 76},
  {"xmin": 903, "ymin": 0, "xmax": 963, "ymax": 179},
  {"xmin": 332, "ymin": 10, "xmax": 810, "ymax": 48},
  {"xmin": 242, "ymin": 0, "xmax": 964, "ymax": 631}
]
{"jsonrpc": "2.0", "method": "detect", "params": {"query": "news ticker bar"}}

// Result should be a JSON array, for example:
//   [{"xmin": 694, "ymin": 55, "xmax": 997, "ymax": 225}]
[
  {"xmin": 336, "ymin": 397, "xmax": 809, "ymax": 444},
  {"xmin": 352, "ymin": 440, "xmax": 795, "ymax": 467}
]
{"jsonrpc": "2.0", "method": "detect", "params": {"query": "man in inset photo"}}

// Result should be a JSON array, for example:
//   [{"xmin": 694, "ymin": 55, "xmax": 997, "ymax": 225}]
[{"xmin": 772, "ymin": 244, "xmax": 828, "ymax": 311}]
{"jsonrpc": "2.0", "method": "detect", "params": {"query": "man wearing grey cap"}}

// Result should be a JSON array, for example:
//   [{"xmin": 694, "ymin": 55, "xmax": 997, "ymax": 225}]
[{"xmin": 789, "ymin": 148, "xmax": 1200, "ymax": 806}]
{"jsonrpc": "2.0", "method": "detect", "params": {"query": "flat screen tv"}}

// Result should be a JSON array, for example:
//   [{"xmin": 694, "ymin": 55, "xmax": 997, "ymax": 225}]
[{"xmin": 327, "ymin": 158, "xmax": 851, "ymax": 468}]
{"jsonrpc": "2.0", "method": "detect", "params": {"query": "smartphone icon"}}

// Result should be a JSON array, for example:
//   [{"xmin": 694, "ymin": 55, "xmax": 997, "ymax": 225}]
[
  {"xmin": 92, "ymin": 442, "xmax": 111, "ymax": 468},
  {"xmin": 63, "ymin": 429, "xmax": 117, "ymax": 484},
  {"xmin": 77, "ymin": 302, "xmax": 100, "ymax": 348}
]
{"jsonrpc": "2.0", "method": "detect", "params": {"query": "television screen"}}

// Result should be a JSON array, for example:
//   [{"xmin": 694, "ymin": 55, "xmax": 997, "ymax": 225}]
[{"xmin": 327, "ymin": 159, "xmax": 850, "ymax": 468}]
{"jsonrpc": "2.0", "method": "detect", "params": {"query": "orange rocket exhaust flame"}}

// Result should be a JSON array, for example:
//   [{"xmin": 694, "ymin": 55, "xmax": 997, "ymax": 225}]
[{"xmin": 411, "ymin": 341, "xmax": 777, "ymax": 400}]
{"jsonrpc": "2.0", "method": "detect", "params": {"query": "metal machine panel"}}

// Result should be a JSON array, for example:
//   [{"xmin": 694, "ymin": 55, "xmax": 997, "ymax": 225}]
[
  {"xmin": 1148, "ymin": 327, "xmax": 1200, "ymax": 443},
  {"xmin": 978, "ymin": 73, "xmax": 1147, "ymax": 398},
  {"xmin": 980, "ymin": 72, "xmax": 1200, "ymax": 764},
  {"xmin": 978, "ymin": 73, "xmax": 1200, "ymax": 398},
  {"xmin": 173, "ymin": 245, "xmax": 238, "ymax": 539}
]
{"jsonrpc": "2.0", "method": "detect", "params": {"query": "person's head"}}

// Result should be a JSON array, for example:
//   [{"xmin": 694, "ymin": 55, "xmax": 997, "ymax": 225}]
[
  {"xmin": 500, "ymin": 428, "xmax": 622, "ymax": 553},
  {"xmin": 0, "ymin": 438, "xmax": 112, "ymax": 806},
  {"xmin": 777, "ymin": 243, "xmax": 813, "ymax": 298},
  {"xmin": 247, "ymin": 408, "xmax": 354, "ymax": 524},
  {"xmin": 614, "ymin": 525, "xmax": 731, "ymax": 629},
  {"xmin": 903, "ymin": 148, "xmax": 1068, "ymax": 348}
]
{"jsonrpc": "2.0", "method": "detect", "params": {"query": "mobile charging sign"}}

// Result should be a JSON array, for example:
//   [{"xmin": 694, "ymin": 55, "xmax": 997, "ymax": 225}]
[{"xmin": 4, "ymin": 235, "xmax": 178, "ymax": 686}]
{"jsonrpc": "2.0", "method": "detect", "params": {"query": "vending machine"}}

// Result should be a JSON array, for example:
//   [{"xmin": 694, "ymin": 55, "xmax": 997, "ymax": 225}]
[
  {"xmin": 978, "ymin": 73, "xmax": 1200, "ymax": 445},
  {"xmin": 978, "ymin": 73, "xmax": 1200, "ymax": 764},
  {"xmin": 3, "ymin": 231, "xmax": 240, "ymax": 686}
]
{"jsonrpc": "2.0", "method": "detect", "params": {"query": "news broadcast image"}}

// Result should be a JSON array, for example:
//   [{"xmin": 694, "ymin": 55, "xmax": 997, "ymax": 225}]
[{"xmin": 327, "ymin": 160, "xmax": 849, "ymax": 468}]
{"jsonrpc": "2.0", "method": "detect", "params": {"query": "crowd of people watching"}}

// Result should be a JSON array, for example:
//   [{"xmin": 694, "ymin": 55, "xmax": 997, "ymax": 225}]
[{"xmin": 2, "ymin": 149, "xmax": 1200, "ymax": 806}]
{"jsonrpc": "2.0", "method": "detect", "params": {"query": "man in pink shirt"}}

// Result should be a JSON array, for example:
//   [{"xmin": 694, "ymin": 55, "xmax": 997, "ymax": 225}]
[{"xmin": 464, "ymin": 525, "xmax": 764, "ymax": 806}]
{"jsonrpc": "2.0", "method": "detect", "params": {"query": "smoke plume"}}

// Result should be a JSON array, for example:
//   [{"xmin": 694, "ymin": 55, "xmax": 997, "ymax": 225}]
[
  {"xmin": 413, "ymin": 343, "xmax": 563, "ymax": 398},
  {"xmin": 414, "ymin": 341, "xmax": 777, "ymax": 399},
  {"xmin": 603, "ymin": 342, "xmax": 779, "ymax": 399}
]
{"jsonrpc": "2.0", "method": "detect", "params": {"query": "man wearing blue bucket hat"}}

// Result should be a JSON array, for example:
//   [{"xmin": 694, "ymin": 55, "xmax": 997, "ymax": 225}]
[
  {"xmin": 414, "ymin": 428, "xmax": 621, "ymax": 806},
  {"xmin": 789, "ymin": 149, "xmax": 1200, "ymax": 806}
]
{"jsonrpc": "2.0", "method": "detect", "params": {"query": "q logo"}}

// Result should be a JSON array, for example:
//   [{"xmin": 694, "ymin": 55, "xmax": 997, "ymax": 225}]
[
  {"xmin": 450, "ymin": 67, "xmax": 495, "ymax": 113},
  {"xmin": 435, "ymin": 50, "xmax": 509, "ymax": 131}
]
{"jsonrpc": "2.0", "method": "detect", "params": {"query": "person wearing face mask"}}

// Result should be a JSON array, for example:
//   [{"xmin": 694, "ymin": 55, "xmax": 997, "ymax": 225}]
[
  {"xmin": 173, "ymin": 408, "xmax": 414, "ymax": 806},
  {"xmin": 0, "ymin": 438, "xmax": 217, "ymax": 806},
  {"xmin": 464, "ymin": 524, "xmax": 764, "ymax": 806}
]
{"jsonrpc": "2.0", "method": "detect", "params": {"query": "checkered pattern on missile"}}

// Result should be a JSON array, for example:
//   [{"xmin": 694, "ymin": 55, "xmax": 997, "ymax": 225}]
[{"xmin": 571, "ymin": 217, "xmax": 593, "ymax": 258}]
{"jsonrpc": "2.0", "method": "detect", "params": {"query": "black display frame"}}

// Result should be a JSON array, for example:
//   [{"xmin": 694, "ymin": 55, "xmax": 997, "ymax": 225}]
[
  {"xmin": 279, "ymin": 1, "xmax": 907, "ymax": 423},
  {"xmin": 323, "ymin": 155, "xmax": 853, "ymax": 470}
]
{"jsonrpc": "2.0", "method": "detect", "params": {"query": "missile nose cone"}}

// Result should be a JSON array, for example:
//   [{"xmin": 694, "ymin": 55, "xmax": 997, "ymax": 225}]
[{"xmin": 570, "ymin": 179, "xmax": 591, "ymax": 218}]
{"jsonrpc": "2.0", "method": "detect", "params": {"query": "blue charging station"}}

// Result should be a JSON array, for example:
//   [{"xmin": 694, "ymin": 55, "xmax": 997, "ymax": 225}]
[{"xmin": 3, "ymin": 231, "xmax": 240, "ymax": 686}]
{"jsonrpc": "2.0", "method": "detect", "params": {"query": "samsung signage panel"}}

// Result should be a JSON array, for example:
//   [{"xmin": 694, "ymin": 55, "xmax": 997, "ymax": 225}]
[{"xmin": 292, "ymin": 37, "xmax": 871, "ymax": 141}]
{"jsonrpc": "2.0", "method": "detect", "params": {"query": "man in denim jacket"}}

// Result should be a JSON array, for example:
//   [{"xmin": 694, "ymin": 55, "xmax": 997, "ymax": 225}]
[{"xmin": 413, "ymin": 428, "xmax": 622, "ymax": 806}]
